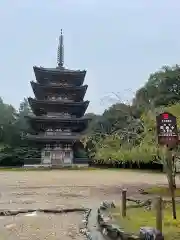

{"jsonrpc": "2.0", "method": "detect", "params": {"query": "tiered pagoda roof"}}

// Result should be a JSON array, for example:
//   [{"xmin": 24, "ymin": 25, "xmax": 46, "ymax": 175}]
[
  {"xmin": 30, "ymin": 81, "xmax": 88, "ymax": 101},
  {"xmin": 26, "ymin": 29, "xmax": 90, "ymax": 144},
  {"xmin": 33, "ymin": 66, "xmax": 86, "ymax": 86},
  {"xmin": 26, "ymin": 115, "xmax": 89, "ymax": 132},
  {"xmin": 28, "ymin": 97, "xmax": 89, "ymax": 117}
]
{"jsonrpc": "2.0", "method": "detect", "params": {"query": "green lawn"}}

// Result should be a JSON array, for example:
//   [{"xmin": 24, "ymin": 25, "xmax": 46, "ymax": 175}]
[
  {"xmin": 146, "ymin": 186, "xmax": 180, "ymax": 197},
  {"xmin": 0, "ymin": 166, "xmax": 98, "ymax": 171},
  {"xmin": 111, "ymin": 204, "xmax": 180, "ymax": 240}
]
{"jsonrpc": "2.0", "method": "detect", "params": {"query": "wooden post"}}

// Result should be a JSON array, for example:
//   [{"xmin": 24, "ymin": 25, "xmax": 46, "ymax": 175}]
[
  {"xmin": 170, "ymin": 178, "xmax": 177, "ymax": 219},
  {"xmin": 167, "ymin": 151, "xmax": 177, "ymax": 219},
  {"xmin": 156, "ymin": 196, "xmax": 163, "ymax": 232},
  {"xmin": 121, "ymin": 189, "xmax": 127, "ymax": 217}
]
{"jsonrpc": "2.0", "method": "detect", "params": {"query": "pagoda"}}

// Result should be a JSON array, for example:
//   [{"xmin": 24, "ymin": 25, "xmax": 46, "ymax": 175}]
[{"xmin": 25, "ymin": 30, "xmax": 90, "ymax": 166}]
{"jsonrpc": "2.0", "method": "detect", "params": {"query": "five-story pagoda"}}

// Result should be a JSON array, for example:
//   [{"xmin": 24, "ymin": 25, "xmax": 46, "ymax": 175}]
[{"xmin": 26, "ymin": 30, "xmax": 90, "ymax": 166}]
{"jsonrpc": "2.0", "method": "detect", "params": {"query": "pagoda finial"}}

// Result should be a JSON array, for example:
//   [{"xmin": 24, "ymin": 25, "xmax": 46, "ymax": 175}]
[{"xmin": 57, "ymin": 29, "xmax": 64, "ymax": 68}]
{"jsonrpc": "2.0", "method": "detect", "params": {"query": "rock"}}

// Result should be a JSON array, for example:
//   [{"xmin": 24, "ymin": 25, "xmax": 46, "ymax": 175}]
[
  {"xmin": 5, "ymin": 223, "xmax": 16, "ymax": 229},
  {"xmin": 100, "ymin": 201, "xmax": 115, "ymax": 210},
  {"xmin": 140, "ymin": 227, "xmax": 164, "ymax": 240},
  {"xmin": 139, "ymin": 188, "xmax": 149, "ymax": 195},
  {"xmin": 25, "ymin": 211, "xmax": 37, "ymax": 217},
  {"xmin": 103, "ymin": 216, "xmax": 111, "ymax": 222},
  {"xmin": 82, "ymin": 219, "xmax": 87, "ymax": 223},
  {"xmin": 79, "ymin": 228, "xmax": 86, "ymax": 234},
  {"xmin": 102, "ymin": 227, "xmax": 108, "ymax": 235}
]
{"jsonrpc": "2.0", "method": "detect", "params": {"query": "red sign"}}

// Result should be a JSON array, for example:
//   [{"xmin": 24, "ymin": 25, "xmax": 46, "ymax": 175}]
[{"xmin": 162, "ymin": 113, "xmax": 169, "ymax": 119}]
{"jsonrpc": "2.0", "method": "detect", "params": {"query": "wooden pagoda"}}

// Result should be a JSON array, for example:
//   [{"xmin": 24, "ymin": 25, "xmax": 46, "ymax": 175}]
[{"xmin": 26, "ymin": 30, "xmax": 90, "ymax": 166}]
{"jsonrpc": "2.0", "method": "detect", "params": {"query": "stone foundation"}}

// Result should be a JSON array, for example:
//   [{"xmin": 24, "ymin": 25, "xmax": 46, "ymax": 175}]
[
  {"xmin": 41, "ymin": 146, "xmax": 73, "ymax": 166},
  {"xmin": 24, "ymin": 163, "xmax": 89, "ymax": 169}
]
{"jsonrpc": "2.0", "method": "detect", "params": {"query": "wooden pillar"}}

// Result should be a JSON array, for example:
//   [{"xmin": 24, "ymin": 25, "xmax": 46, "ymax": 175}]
[
  {"xmin": 121, "ymin": 189, "xmax": 127, "ymax": 217},
  {"xmin": 156, "ymin": 196, "xmax": 163, "ymax": 232}
]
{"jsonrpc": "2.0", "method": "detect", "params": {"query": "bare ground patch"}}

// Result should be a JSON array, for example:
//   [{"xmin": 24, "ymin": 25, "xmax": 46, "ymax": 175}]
[
  {"xmin": 0, "ymin": 212, "xmax": 84, "ymax": 240},
  {"xmin": 0, "ymin": 169, "xmax": 177, "ymax": 239}
]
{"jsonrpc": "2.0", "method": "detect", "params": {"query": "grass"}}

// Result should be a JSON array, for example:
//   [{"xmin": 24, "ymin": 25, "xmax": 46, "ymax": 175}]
[
  {"xmin": 111, "ymin": 204, "xmax": 180, "ymax": 239},
  {"xmin": 0, "ymin": 166, "xmax": 99, "ymax": 171},
  {"xmin": 0, "ymin": 166, "xmax": 164, "ymax": 173},
  {"xmin": 0, "ymin": 167, "xmax": 52, "ymax": 171},
  {"xmin": 146, "ymin": 186, "xmax": 180, "ymax": 197}
]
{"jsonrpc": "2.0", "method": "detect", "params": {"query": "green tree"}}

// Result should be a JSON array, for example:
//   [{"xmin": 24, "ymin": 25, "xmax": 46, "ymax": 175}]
[
  {"xmin": 133, "ymin": 65, "xmax": 180, "ymax": 111},
  {"xmin": 15, "ymin": 98, "xmax": 31, "ymax": 138},
  {"xmin": 0, "ymin": 97, "xmax": 18, "ymax": 147}
]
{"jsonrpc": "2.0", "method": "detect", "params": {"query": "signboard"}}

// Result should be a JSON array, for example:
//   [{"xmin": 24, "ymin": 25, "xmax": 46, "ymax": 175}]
[{"xmin": 156, "ymin": 112, "xmax": 178, "ymax": 147}]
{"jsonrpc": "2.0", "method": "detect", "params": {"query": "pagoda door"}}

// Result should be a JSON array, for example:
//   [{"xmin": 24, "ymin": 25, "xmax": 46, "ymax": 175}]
[
  {"xmin": 63, "ymin": 151, "xmax": 72, "ymax": 165},
  {"xmin": 42, "ymin": 151, "xmax": 51, "ymax": 164},
  {"xmin": 51, "ymin": 151, "xmax": 63, "ymax": 166}
]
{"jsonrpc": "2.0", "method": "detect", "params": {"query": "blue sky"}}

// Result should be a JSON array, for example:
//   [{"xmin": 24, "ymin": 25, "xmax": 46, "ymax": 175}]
[{"xmin": 0, "ymin": 0, "xmax": 180, "ymax": 114}]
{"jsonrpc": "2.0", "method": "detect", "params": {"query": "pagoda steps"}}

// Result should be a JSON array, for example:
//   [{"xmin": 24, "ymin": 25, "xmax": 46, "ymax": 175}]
[{"xmin": 23, "ymin": 164, "xmax": 89, "ymax": 169}]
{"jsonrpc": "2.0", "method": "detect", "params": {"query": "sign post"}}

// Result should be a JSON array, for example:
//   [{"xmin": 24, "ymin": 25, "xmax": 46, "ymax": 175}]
[
  {"xmin": 156, "ymin": 112, "xmax": 178, "ymax": 219},
  {"xmin": 156, "ymin": 112, "xmax": 178, "ymax": 147}
]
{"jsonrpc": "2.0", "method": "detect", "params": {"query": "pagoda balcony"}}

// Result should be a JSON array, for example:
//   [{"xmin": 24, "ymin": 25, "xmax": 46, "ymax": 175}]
[
  {"xmin": 43, "ymin": 82, "xmax": 87, "ymax": 89},
  {"xmin": 26, "ymin": 132, "xmax": 81, "ymax": 142},
  {"xmin": 26, "ymin": 113, "xmax": 90, "ymax": 121},
  {"xmin": 46, "ymin": 113, "xmax": 74, "ymax": 118},
  {"xmin": 45, "ymin": 96, "xmax": 74, "ymax": 102},
  {"xmin": 26, "ymin": 114, "xmax": 90, "ymax": 133},
  {"xmin": 32, "ymin": 129, "xmax": 77, "ymax": 136},
  {"xmin": 44, "ymin": 143, "xmax": 72, "ymax": 151}
]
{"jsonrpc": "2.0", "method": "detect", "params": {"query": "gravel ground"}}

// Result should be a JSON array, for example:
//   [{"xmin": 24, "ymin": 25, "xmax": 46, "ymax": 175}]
[
  {"xmin": 0, "ymin": 169, "xmax": 177, "ymax": 239},
  {"xmin": 0, "ymin": 213, "xmax": 84, "ymax": 240}
]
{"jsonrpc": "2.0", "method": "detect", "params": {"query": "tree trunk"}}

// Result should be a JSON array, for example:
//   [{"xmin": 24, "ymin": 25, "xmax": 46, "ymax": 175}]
[
  {"xmin": 167, "ymin": 153, "xmax": 177, "ymax": 219},
  {"xmin": 169, "ymin": 177, "xmax": 177, "ymax": 219},
  {"xmin": 172, "ymin": 155, "xmax": 176, "ymax": 189}
]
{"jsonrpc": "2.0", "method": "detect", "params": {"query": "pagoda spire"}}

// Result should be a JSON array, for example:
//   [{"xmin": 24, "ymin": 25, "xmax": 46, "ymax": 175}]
[{"xmin": 57, "ymin": 29, "xmax": 64, "ymax": 68}]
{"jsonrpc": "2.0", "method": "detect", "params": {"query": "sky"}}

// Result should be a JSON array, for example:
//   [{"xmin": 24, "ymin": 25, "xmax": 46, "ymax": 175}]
[{"xmin": 0, "ymin": 0, "xmax": 180, "ymax": 114}]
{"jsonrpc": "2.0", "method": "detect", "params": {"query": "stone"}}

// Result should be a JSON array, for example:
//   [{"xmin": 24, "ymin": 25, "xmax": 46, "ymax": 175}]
[
  {"xmin": 100, "ymin": 201, "xmax": 116, "ymax": 210},
  {"xmin": 5, "ymin": 223, "xmax": 16, "ymax": 229},
  {"xmin": 79, "ymin": 228, "xmax": 87, "ymax": 234},
  {"xmin": 140, "ymin": 227, "xmax": 164, "ymax": 240},
  {"xmin": 102, "ymin": 227, "xmax": 108, "ymax": 235},
  {"xmin": 139, "ymin": 188, "xmax": 149, "ymax": 195}
]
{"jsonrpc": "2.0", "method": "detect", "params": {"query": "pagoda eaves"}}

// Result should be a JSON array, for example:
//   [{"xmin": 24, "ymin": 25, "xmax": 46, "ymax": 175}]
[
  {"xmin": 30, "ymin": 81, "xmax": 88, "ymax": 101},
  {"xmin": 28, "ymin": 97, "xmax": 89, "ymax": 118},
  {"xmin": 33, "ymin": 66, "xmax": 86, "ymax": 86},
  {"xmin": 26, "ymin": 115, "xmax": 90, "ymax": 132}
]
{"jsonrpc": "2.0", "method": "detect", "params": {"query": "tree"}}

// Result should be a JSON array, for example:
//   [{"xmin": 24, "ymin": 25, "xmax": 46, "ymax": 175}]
[
  {"xmin": 158, "ymin": 146, "xmax": 177, "ymax": 219},
  {"xmin": 0, "ymin": 97, "xmax": 18, "ymax": 147},
  {"xmin": 0, "ymin": 97, "xmax": 37, "ymax": 166},
  {"xmin": 133, "ymin": 65, "xmax": 180, "ymax": 111},
  {"xmin": 15, "ymin": 98, "xmax": 31, "ymax": 138}
]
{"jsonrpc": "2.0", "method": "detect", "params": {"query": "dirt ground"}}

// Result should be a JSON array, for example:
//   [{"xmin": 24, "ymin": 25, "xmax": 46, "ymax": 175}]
[{"xmin": 0, "ymin": 169, "xmax": 177, "ymax": 239}]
